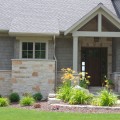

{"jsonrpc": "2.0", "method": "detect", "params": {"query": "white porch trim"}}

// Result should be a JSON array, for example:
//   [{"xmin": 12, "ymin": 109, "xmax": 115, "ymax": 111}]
[
  {"xmin": 98, "ymin": 13, "xmax": 102, "ymax": 32},
  {"xmin": 73, "ymin": 36, "xmax": 78, "ymax": 72},
  {"xmin": 73, "ymin": 31, "xmax": 120, "ymax": 37}
]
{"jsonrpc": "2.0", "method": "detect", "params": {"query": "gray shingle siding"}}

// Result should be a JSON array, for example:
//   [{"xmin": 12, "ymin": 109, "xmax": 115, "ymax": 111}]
[
  {"xmin": 48, "ymin": 40, "xmax": 54, "ymax": 60},
  {"xmin": 112, "ymin": 38, "xmax": 120, "ymax": 72},
  {"xmin": 56, "ymin": 37, "xmax": 73, "ymax": 71},
  {"xmin": 0, "ymin": 37, "xmax": 15, "ymax": 70},
  {"xmin": 14, "ymin": 40, "xmax": 20, "ymax": 59}
]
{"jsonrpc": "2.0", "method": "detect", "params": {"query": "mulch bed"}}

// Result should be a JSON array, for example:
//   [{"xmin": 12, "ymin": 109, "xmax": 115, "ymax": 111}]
[{"xmin": 8, "ymin": 101, "xmax": 120, "ymax": 113}]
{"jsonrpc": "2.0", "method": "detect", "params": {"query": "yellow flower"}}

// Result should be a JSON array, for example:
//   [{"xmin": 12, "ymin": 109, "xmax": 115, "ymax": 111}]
[
  {"xmin": 74, "ymin": 80, "xmax": 77, "ymax": 84},
  {"xmin": 87, "ymin": 76, "xmax": 91, "ymax": 78},
  {"xmin": 73, "ymin": 71, "xmax": 75, "ymax": 74},
  {"xmin": 79, "ymin": 72, "xmax": 82, "ymax": 75},
  {"xmin": 67, "ymin": 68, "xmax": 71, "ymax": 71},
  {"xmin": 105, "ymin": 80, "xmax": 108, "ymax": 83},
  {"xmin": 86, "ymin": 72, "xmax": 88, "ymax": 75},
  {"xmin": 86, "ymin": 80, "xmax": 90, "ymax": 84},
  {"xmin": 80, "ymin": 78, "xmax": 83, "ymax": 81}
]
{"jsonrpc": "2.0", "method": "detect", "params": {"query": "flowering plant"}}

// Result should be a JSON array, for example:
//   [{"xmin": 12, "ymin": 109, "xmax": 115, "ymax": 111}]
[
  {"xmin": 61, "ymin": 68, "xmax": 90, "ymax": 88},
  {"xmin": 104, "ymin": 76, "xmax": 114, "ymax": 90},
  {"xmin": 79, "ymin": 72, "xmax": 90, "ymax": 89},
  {"xmin": 61, "ymin": 68, "xmax": 75, "ymax": 86}
]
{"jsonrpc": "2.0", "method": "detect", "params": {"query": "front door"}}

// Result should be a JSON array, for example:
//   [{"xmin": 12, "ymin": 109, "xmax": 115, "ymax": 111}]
[{"xmin": 81, "ymin": 47, "xmax": 107, "ymax": 86}]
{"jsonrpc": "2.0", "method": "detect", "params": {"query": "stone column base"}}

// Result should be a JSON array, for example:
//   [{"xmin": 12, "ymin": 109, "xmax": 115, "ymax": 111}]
[{"xmin": 111, "ymin": 72, "xmax": 120, "ymax": 93}]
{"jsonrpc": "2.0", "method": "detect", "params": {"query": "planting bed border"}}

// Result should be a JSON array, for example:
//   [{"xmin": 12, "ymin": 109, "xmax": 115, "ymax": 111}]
[{"xmin": 50, "ymin": 103, "xmax": 120, "ymax": 113}]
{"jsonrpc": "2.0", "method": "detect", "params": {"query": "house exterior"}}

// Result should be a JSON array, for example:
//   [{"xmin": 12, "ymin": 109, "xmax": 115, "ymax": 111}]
[{"xmin": 0, "ymin": 0, "xmax": 120, "ymax": 98}]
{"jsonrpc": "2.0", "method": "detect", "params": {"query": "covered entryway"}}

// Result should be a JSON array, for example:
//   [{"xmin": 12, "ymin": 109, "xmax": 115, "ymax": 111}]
[
  {"xmin": 64, "ymin": 4, "xmax": 120, "ymax": 87},
  {"xmin": 81, "ymin": 47, "xmax": 107, "ymax": 86}
]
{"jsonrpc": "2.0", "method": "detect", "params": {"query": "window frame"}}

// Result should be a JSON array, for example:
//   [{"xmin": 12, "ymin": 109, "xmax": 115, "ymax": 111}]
[{"xmin": 20, "ymin": 40, "xmax": 48, "ymax": 60}]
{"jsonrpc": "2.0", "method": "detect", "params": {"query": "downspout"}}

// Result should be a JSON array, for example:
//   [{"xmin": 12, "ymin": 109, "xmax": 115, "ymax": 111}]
[{"xmin": 53, "ymin": 35, "xmax": 57, "ymax": 92}]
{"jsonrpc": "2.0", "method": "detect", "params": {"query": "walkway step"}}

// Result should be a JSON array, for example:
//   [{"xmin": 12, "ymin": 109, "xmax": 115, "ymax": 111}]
[
  {"xmin": 48, "ymin": 98, "xmax": 61, "ymax": 104},
  {"xmin": 48, "ymin": 93, "xmax": 57, "ymax": 98}
]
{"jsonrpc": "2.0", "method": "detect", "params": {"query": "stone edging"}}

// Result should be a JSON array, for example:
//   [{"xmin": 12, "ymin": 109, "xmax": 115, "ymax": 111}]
[{"xmin": 51, "ymin": 104, "xmax": 120, "ymax": 110}]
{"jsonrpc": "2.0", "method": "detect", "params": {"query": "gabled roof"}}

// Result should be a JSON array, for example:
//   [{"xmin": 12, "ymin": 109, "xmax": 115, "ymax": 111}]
[
  {"xmin": 65, "ymin": 3, "xmax": 120, "ymax": 35},
  {"xmin": 0, "ymin": 0, "xmax": 117, "ymax": 35}
]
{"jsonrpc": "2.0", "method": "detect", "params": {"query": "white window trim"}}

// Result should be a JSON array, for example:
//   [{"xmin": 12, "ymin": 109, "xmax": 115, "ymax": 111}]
[{"xmin": 19, "ymin": 40, "xmax": 48, "ymax": 60}]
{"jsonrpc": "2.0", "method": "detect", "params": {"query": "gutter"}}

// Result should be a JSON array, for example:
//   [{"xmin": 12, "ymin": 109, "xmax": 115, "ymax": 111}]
[
  {"xmin": 9, "ymin": 32, "xmax": 59, "ymax": 37},
  {"xmin": 53, "ymin": 35, "xmax": 57, "ymax": 92}
]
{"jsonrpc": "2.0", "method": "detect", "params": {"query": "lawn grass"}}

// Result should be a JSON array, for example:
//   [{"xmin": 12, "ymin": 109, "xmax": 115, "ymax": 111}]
[{"xmin": 0, "ymin": 108, "xmax": 120, "ymax": 120}]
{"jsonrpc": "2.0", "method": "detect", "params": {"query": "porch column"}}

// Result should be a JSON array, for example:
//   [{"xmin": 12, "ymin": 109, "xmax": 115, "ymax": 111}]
[{"xmin": 73, "ymin": 36, "xmax": 78, "ymax": 73}]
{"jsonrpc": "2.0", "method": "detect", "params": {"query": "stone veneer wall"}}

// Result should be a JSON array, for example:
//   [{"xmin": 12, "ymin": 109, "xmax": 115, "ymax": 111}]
[
  {"xmin": 0, "ymin": 71, "xmax": 12, "ymax": 96},
  {"xmin": 11, "ymin": 60, "xmax": 55, "ymax": 99},
  {"xmin": 111, "ymin": 73, "xmax": 120, "ymax": 93}
]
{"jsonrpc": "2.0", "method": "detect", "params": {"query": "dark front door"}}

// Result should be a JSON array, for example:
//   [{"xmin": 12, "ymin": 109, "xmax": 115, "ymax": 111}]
[{"xmin": 81, "ymin": 47, "xmax": 107, "ymax": 86}]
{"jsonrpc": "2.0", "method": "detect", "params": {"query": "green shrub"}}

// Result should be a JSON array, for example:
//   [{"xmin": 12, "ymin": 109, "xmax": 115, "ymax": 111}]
[
  {"xmin": 20, "ymin": 96, "xmax": 35, "ymax": 106},
  {"xmin": 92, "ymin": 89, "xmax": 117, "ymax": 106},
  {"xmin": 33, "ymin": 93, "xmax": 43, "ymax": 102},
  {"xmin": 0, "ymin": 98, "xmax": 9, "ymax": 107},
  {"xmin": 69, "ymin": 89, "xmax": 93, "ymax": 105},
  {"xmin": 57, "ymin": 84, "xmax": 71, "ymax": 102},
  {"xmin": 9, "ymin": 93, "xmax": 20, "ymax": 103},
  {"xmin": 0, "ymin": 95, "xmax": 2, "ymax": 98}
]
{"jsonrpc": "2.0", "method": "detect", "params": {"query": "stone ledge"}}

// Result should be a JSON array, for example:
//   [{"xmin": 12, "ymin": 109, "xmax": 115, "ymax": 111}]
[
  {"xmin": 48, "ymin": 93, "xmax": 57, "ymax": 98},
  {"xmin": 11, "ymin": 59, "xmax": 56, "ymax": 62},
  {"xmin": 51, "ymin": 104, "xmax": 120, "ymax": 109},
  {"xmin": 0, "ymin": 70, "xmax": 11, "ymax": 72}
]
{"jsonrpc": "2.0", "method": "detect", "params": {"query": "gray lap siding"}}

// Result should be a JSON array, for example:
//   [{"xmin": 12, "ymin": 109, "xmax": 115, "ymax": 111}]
[
  {"xmin": 0, "ymin": 37, "xmax": 15, "ymax": 70},
  {"xmin": 55, "ymin": 37, "xmax": 73, "ymax": 71},
  {"xmin": 112, "ymin": 38, "xmax": 120, "ymax": 72}
]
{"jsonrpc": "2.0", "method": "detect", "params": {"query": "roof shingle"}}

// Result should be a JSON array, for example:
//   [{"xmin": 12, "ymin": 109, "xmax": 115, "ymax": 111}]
[{"xmin": 0, "ymin": 0, "xmax": 117, "ymax": 34}]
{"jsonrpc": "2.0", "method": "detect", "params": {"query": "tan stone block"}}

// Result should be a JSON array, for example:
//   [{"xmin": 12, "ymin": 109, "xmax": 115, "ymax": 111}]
[
  {"xmin": 32, "ymin": 85, "xmax": 40, "ymax": 92},
  {"xmin": 11, "ymin": 78, "xmax": 17, "ymax": 83},
  {"xmin": 48, "ymin": 79, "xmax": 54, "ymax": 84},
  {"xmin": 12, "ymin": 60, "xmax": 22, "ymax": 65},
  {"xmin": 49, "ymin": 64, "xmax": 53, "ymax": 68},
  {"xmin": 19, "ymin": 67, "xmax": 27, "ymax": 69},
  {"xmin": 0, "ymin": 78, "xmax": 5, "ymax": 81},
  {"xmin": 32, "ymin": 72, "xmax": 38, "ymax": 77},
  {"xmin": 13, "ymin": 71, "xmax": 20, "ymax": 73}
]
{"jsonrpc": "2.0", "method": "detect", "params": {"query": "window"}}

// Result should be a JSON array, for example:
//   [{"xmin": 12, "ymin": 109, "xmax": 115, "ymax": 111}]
[
  {"xmin": 22, "ymin": 42, "xmax": 33, "ymax": 58},
  {"xmin": 21, "ymin": 42, "xmax": 47, "ymax": 59},
  {"xmin": 35, "ymin": 43, "xmax": 46, "ymax": 59}
]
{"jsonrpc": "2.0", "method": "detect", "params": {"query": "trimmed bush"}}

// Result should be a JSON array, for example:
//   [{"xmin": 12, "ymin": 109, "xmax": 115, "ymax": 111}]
[
  {"xmin": 33, "ymin": 93, "xmax": 43, "ymax": 102},
  {"xmin": 0, "ymin": 98, "xmax": 9, "ymax": 107},
  {"xmin": 57, "ymin": 84, "xmax": 71, "ymax": 102},
  {"xmin": 9, "ymin": 93, "xmax": 20, "ymax": 103},
  {"xmin": 92, "ymin": 89, "xmax": 117, "ymax": 106},
  {"xmin": 69, "ymin": 89, "xmax": 93, "ymax": 105},
  {"xmin": 20, "ymin": 96, "xmax": 35, "ymax": 106}
]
